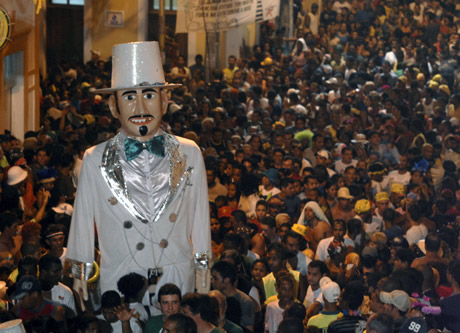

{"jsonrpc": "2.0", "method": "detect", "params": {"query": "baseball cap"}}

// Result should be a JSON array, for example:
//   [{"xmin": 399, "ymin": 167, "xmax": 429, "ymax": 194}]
[
  {"xmin": 375, "ymin": 191, "xmax": 389, "ymax": 202},
  {"xmin": 261, "ymin": 57, "xmax": 273, "ymax": 66},
  {"xmin": 379, "ymin": 290, "xmax": 410, "ymax": 312},
  {"xmin": 337, "ymin": 187, "xmax": 353, "ymax": 199},
  {"xmin": 351, "ymin": 133, "xmax": 368, "ymax": 144},
  {"xmin": 354, "ymin": 199, "xmax": 371, "ymax": 214},
  {"xmin": 7, "ymin": 166, "xmax": 28, "ymax": 186},
  {"xmin": 391, "ymin": 183, "xmax": 405, "ymax": 195},
  {"xmin": 362, "ymin": 246, "xmax": 378, "ymax": 258},
  {"xmin": 11, "ymin": 276, "xmax": 41, "ymax": 300},
  {"xmin": 316, "ymin": 149, "xmax": 330, "ymax": 159},
  {"xmin": 439, "ymin": 84, "xmax": 450, "ymax": 96},
  {"xmin": 319, "ymin": 276, "xmax": 332, "ymax": 288},
  {"xmin": 218, "ymin": 206, "xmax": 232, "ymax": 219},
  {"xmin": 432, "ymin": 74, "xmax": 442, "ymax": 82},
  {"xmin": 291, "ymin": 224, "xmax": 307, "ymax": 237},
  {"xmin": 322, "ymin": 282, "xmax": 341, "ymax": 303},
  {"xmin": 325, "ymin": 77, "xmax": 338, "ymax": 85},
  {"xmin": 52, "ymin": 203, "xmax": 74, "ymax": 216},
  {"xmin": 36, "ymin": 168, "xmax": 57, "ymax": 184},
  {"xmin": 262, "ymin": 168, "xmax": 279, "ymax": 185}
]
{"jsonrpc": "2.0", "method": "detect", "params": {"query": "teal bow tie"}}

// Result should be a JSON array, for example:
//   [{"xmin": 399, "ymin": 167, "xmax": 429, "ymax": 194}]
[{"xmin": 124, "ymin": 136, "xmax": 165, "ymax": 161}]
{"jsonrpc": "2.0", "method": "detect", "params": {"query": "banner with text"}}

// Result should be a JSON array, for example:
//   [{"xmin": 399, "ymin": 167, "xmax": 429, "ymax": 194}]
[{"xmin": 176, "ymin": 0, "xmax": 280, "ymax": 33}]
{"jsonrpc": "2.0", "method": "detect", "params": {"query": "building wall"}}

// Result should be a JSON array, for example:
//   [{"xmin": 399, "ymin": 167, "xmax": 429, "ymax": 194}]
[
  {"xmin": 0, "ymin": 0, "xmax": 40, "ymax": 139},
  {"xmin": 85, "ymin": 0, "xmax": 146, "ymax": 63}
]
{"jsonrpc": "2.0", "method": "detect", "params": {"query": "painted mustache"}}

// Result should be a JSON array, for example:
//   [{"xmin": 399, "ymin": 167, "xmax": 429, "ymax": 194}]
[{"xmin": 128, "ymin": 115, "xmax": 154, "ymax": 125}]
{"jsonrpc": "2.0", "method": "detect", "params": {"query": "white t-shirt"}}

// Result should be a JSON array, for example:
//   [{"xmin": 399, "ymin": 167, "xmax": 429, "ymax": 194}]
[
  {"xmin": 51, "ymin": 282, "xmax": 76, "ymax": 313},
  {"xmin": 265, "ymin": 300, "xmax": 284, "ymax": 333},
  {"xmin": 249, "ymin": 286, "xmax": 261, "ymax": 305},
  {"xmin": 247, "ymin": 250, "xmax": 260, "ymax": 262},
  {"xmin": 334, "ymin": 159, "xmax": 358, "ymax": 174},
  {"xmin": 129, "ymin": 302, "xmax": 149, "ymax": 322},
  {"xmin": 363, "ymin": 215, "xmax": 384, "ymax": 236},
  {"xmin": 315, "ymin": 236, "xmax": 334, "ymax": 262},
  {"xmin": 303, "ymin": 285, "xmax": 323, "ymax": 308},
  {"xmin": 316, "ymin": 236, "xmax": 354, "ymax": 262},
  {"xmin": 388, "ymin": 170, "xmax": 411, "ymax": 186},
  {"xmin": 59, "ymin": 247, "xmax": 67, "ymax": 269},
  {"xmin": 96, "ymin": 314, "xmax": 143, "ymax": 333},
  {"xmin": 259, "ymin": 186, "xmax": 281, "ymax": 200},
  {"xmin": 308, "ymin": 12, "xmax": 319, "ymax": 36},
  {"xmin": 238, "ymin": 193, "xmax": 261, "ymax": 219},
  {"xmin": 405, "ymin": 224, "xmax": 428, "ymax": 246},
  {"xmin": 332, "ymin": 0, "xmax": 351, "ymax": 13},
  {"xmin": 296, "ymin": 251, "xmax": 312, "ymax": 276}
]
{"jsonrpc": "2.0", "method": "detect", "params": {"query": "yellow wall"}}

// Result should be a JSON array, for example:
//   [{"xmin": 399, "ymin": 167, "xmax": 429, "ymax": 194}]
[
  {"xmin": 0, "ymin": 0, "xmax": 40, "ymax": 137},
  {"xmin": 90, "ymin": 0, "xmax": 140, "ymax": 60}
]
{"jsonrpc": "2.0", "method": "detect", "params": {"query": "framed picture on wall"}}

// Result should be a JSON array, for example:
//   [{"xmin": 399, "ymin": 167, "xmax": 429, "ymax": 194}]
[{"xmin": 105, "ymin": 11, "xmax": 124, "ymax": 27}]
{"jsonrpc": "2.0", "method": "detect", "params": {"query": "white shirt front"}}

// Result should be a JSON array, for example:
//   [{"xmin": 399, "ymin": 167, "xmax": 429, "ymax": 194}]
[
  {"xmin": 363, "ymin": 215, "xmax": 384, "ymax": 237},
  {"xmin": 334, "ymin": 159, "xmax": 358, "ymax": 174},
  {"xmin": 296, "ymin": 251, "xmax": 312, "ymax": 276},
  {"xmin": 303, "ymin": 285, "xmax": 323, "ymax": 308},
  {"xmin": 265, "ymin": 300, "xmax": 284, "ymax": 333},
  {"xmin": 388, "ymin": 170, "xmax": 411, "ymax": 187},
  {"xmin": 315, "ymin": 236, "xmax": 334, "ymax": 262},
  {"xmin": 405, "ymin": 224, "xmax": 428, "ymax": 246},
  {"xmin": 97, "ymin": 314, "xmax": 143, "ymax": 333},
  {"xmin": 51, "ymin": 282, "xmax": 76, "ymax": 313}
]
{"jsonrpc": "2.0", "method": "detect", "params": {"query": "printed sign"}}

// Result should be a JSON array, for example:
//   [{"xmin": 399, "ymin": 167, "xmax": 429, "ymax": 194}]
[{"xmin": 176, "ymin": 0, "xmax": 279, "ymax": 33}]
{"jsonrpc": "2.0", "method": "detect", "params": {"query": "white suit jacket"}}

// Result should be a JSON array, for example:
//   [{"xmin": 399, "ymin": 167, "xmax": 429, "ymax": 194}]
[{"xmin": 66, "ymin": 132, "xmax": 211, "ymax": 295}]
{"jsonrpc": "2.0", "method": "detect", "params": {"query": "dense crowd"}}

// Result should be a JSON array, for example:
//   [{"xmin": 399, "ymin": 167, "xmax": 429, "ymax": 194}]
[{"xmin": 0, "ymin": 0, "xmax": 459, "ymax": 332}]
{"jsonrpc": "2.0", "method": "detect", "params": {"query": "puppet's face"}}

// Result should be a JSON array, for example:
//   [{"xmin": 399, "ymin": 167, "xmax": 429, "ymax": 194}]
[{"xmin": 109, "ymin": 88, "xmax": 168, "ymax": 140}]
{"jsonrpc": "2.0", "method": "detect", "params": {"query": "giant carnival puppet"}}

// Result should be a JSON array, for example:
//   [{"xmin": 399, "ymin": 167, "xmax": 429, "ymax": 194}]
[{"xmin": 66, "ymin": 42, "xmax": 211, "ymax": 308}]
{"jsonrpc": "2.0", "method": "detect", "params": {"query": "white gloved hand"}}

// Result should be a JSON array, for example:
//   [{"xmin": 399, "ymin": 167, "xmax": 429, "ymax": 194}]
[
  {"xmin": 195, "ymin": 268, "xmax": 211, "ymax": 294},
  {"xmin": 73, "ymin": 278, "xmax": 89, "ymax": 311}
]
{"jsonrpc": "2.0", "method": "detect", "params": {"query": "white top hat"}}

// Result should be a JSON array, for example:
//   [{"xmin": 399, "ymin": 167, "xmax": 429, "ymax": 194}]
[
  {"xmin": 95, "ymin": 41, "xmax": 180, "ymax": 94},
  {"xmin": 0, "ymin": 319, "xmax": 26, "ymax": 333}
]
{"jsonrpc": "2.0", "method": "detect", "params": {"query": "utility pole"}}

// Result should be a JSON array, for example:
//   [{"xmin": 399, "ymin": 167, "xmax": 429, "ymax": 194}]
[{"xmin": 159, "ymin": 0, "xmax": 166, "ymax": 62}]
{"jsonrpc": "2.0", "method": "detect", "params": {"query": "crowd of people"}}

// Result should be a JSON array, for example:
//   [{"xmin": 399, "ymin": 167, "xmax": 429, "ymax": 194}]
[{"xmin": 0, "ymin": 0, "xmax": 459, "ymax": 331}]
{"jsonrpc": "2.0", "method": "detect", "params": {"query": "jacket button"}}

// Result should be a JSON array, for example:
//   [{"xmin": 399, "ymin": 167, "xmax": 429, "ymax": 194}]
[
  {"xmin": 159, "ymin": 239, "xmax": 168, "ymax": 249},
  {"xmin": 169, "ymin": 213, "xmax": 177, "ymax": 222}
]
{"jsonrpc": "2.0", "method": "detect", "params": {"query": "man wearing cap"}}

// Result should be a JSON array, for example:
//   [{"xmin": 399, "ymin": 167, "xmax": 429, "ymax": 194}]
[
  {"xmin": 331, "ymin": 187, "xmax": 355, "ymax": 222},
  {"xmin": 373, "ymin": 191, "xmax": 390, "ymax": 225},
  {"xmin": 1, "ymin": 166, "xmax": 28, "ymax": 212},
  {"xmin": 379, "ymin": 290, "xmax": 410, "ymax": 331},
  {"xmin": 354, "ymin": 199, "xmax": 383, "ymax": 236},
  {"xmin": 11, "ymin": 276, "xmax": 65, "ymax": 325},
  {"xmin": 259, "ymin": 168, "xmax": 280, "ymax": 200},
  {"xmin": 390, "ymin": 183, "xmax": 405, "ymax": 211},
  {"xmin": 316, "ymin": 150, "xmax": 336, "ymax": 178},
  {"xmin": 67, "ymin": 42, "xmax": 211, "ymax": 306},
  {"xmin": 307, "ymin": 281, "xmax": 342, "ymax": 332}
]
